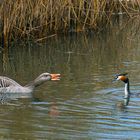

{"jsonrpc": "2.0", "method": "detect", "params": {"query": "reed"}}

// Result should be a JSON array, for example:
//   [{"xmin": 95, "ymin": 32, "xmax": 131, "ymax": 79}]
[{"xmin": 0, "ymin": 0, "xmax": 139, "ymax": 46}]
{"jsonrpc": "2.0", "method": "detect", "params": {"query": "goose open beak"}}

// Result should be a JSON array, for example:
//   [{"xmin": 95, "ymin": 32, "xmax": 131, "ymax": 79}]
[{"xmin": 50, "ymin": 74, "xmax": 61, "ymax": 81}]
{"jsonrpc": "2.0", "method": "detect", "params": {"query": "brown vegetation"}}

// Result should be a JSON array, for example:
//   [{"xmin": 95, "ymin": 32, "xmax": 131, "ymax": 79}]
[{"xmin": 0, "ymin": 0, "xmax": 140, "ymax": 46}]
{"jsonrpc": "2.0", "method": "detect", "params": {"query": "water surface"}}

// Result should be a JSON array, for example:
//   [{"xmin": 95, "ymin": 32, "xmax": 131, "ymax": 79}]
[{"xmin": 0, "ymin": 18, "xmax": 140, "ymax": 139}]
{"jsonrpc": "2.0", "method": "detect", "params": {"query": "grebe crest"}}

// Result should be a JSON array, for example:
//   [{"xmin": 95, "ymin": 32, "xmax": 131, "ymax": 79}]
[{"xmin": 115, "ymin": 73, "xmax": 128, "ymax": 83}]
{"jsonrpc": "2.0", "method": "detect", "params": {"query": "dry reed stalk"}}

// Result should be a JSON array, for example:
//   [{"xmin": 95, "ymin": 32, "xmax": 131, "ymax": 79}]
[{"xmin": 0, "ymin": 0, "xmax": 139, "ymax": 46}]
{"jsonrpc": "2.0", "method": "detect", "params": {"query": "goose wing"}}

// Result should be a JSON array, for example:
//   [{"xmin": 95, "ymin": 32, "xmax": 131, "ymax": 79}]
[{"xmin": 0, "ymin": 76, "xmax": 21, "ymax": 88}]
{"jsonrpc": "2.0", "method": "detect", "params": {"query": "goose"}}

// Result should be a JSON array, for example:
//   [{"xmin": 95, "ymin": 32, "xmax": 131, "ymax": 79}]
[
  {"xmin": 0, "ymin": 73, "xmax": 61, "ymax": 95},
  {"xmin": 115, "ymin": 73, "xmax": 130, "ymax": 106}
]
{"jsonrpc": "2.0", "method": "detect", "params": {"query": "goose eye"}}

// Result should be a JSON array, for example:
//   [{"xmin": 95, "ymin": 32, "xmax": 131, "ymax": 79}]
[{"xmin": 45, "ymin": 75, "xmax": 50, "ymax": 77}]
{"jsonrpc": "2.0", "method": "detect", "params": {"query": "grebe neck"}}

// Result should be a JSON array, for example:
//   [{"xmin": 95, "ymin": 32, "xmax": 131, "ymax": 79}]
[
  {"xmin": 124, "ymin": 79, "xmax": 130, "ymax": 99},
  {"xmin": 123, "ymin": 79, "xmax": 130, "ymax": 106}
]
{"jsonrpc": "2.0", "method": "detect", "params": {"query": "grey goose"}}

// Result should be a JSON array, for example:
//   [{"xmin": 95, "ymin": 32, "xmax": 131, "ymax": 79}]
[{"xmin": 0, "ymin": 73, "xmax": 61, "ymax": 95}]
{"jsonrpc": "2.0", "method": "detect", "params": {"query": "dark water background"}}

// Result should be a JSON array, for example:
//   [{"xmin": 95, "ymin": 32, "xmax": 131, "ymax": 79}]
[{"xmin": 0, "ymin": 18, "xmax": 140, "ymax": 139}]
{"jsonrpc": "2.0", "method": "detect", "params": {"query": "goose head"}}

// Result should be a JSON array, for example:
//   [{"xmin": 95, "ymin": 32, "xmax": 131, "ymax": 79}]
[{"xmin": 33, "ymin": 72, "xmax": 61, "ymax": 87}]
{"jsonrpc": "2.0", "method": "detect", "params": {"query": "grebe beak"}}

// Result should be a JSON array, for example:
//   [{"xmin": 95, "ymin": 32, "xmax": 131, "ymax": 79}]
[{"xmin": 112, "ymin": 75, "xmax": 119, "ymax": 83}]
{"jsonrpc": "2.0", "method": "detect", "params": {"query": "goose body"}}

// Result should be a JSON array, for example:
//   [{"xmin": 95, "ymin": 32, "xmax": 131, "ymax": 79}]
[
  {"xmin": 0, "ymin": 73, "xmax": 60, "ymax": 95},
  {"xmin": 0, "ymin": 76, "xmax": 33, "ymax": 94}
]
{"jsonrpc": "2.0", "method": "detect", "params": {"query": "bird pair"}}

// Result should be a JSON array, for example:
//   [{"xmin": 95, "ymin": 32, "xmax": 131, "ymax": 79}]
[{"xmin": 0, "ymin": 72, "xmax": 132, "ymax": 106}]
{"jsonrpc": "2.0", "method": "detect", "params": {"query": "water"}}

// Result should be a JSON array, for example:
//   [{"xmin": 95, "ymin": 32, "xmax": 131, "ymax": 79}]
[{"xmin": 0, "ymin": 18, "xmax": 140, "ymax": 139}]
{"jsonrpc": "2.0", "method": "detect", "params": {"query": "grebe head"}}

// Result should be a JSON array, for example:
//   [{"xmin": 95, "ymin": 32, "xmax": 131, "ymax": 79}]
[{"xmin": 115, "ymin": 73, "xmax": 129, "ymax": 83}]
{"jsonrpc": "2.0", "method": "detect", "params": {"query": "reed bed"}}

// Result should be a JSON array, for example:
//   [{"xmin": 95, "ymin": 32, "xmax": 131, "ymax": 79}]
[{"xmin": 0, "ymin": 0, "xmax": 140, "ymax": 46}]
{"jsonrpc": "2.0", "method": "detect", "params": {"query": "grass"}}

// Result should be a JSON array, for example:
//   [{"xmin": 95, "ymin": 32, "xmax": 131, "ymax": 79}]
[{"xmin": 0, "ymin": 0, "xmax": 140, "ymax": 46}]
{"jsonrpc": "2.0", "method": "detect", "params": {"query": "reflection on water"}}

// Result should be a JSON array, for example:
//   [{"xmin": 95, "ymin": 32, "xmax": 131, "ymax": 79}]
[{"xmin": 0, "ymin": 18, "xmax": 140, "ymax": 139}]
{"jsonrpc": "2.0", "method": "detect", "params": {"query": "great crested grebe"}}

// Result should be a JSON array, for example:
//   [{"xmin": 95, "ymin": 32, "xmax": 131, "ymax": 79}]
[
  {"xmin": 115, "ymin": 73, "xmax": 130, "ymax": 106},
  {"xmin": 0, "ymin": 73, "xmax": 61, "ymax": 95}
]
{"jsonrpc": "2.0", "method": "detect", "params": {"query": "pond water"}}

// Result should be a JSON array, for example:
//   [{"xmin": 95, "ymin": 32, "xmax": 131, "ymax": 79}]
[{"xmin": 0, "ymin": 18, "xmax": 140, "ymax": 139}]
